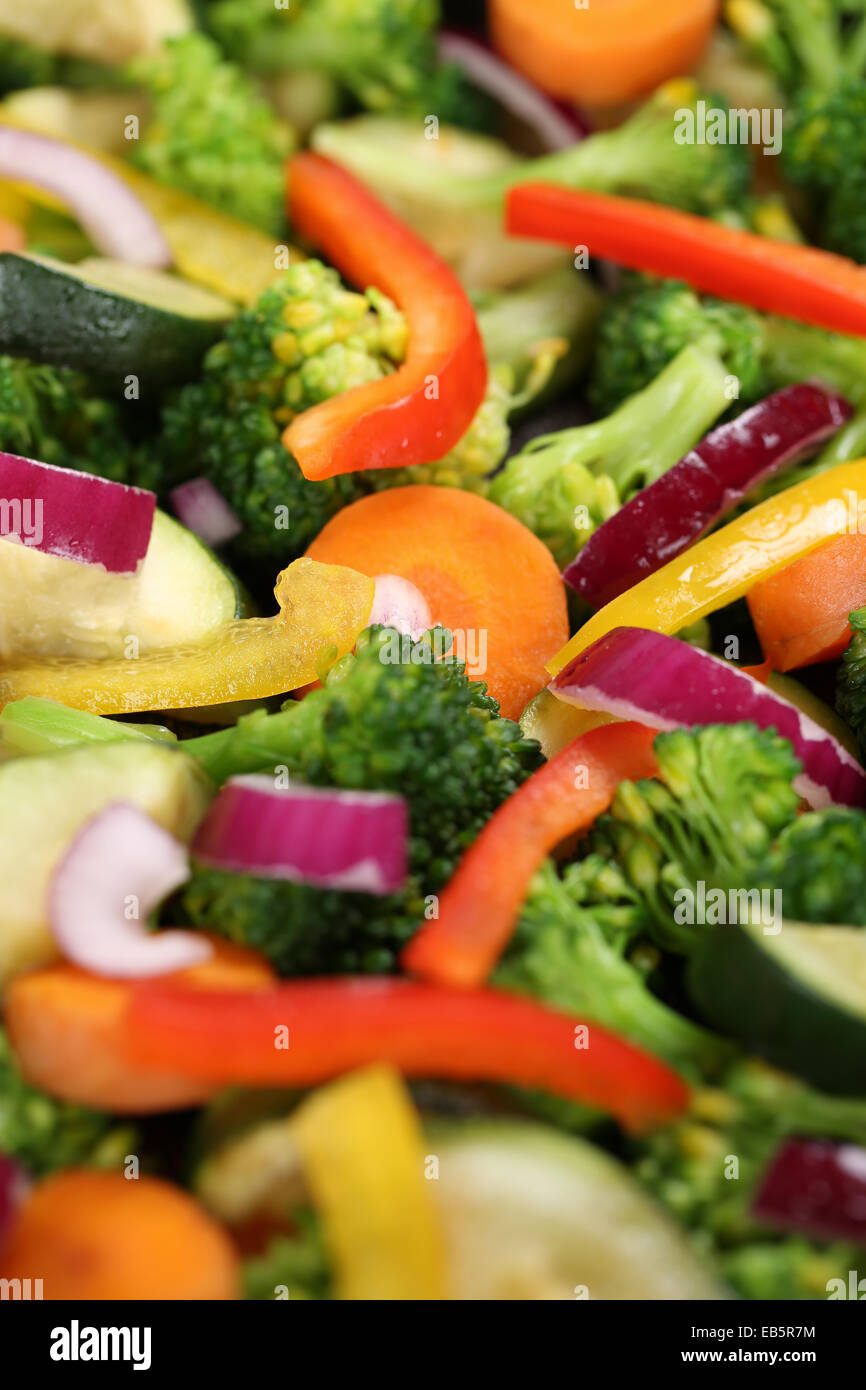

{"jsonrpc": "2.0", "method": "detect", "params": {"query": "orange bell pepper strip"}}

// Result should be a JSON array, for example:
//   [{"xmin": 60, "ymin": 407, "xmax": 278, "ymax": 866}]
[
  {"xmin": 125, "ymin": 973, "xmax": 688, "ymax": 1134},
  {"xmin": 548, "ymin": 460, "xmax": 866, "ymax": 676},
  {"xmin": 283, "ymin": 153, "xmax": 488, "ymax": 480},
  {"xmin": 507, "ymin": 186, "xmax": 866, "ymax": 339},
  {"xmin": 402, "ymin": 721, "xmax": 658, "ymax": 988},
  {"xmin": 748, "ymin": 534, "xmax": 866, "ymax": 671}
]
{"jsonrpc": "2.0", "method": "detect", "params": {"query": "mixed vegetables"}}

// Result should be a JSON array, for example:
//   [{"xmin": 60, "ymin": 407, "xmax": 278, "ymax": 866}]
[{"xmin": 3, "ymin": 0, "xmax": 866, "ymax": 1303}]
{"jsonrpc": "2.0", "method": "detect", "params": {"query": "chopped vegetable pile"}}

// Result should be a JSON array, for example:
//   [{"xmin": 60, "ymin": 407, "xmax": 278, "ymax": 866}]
[{"xmin": 2, "ymin": 0, "xmax": 866, "ymax": 1309}]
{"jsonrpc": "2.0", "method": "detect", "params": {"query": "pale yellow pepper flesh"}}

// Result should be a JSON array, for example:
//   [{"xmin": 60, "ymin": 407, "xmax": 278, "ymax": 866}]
[
  {"xmin": 0, "ymin": 559, "xmax": 374, "ymax": 714},
  {"xmin": 548, "ymin": 460, "xmax": 866, "ymax": 676},
  {"xmin": 290, "ymin": 1066, "xmax": 449, "ymax": 1301}
]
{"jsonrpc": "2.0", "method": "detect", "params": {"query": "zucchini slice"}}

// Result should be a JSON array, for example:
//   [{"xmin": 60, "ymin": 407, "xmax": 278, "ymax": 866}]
[
  {"xmin": 430, "ymin": 1121, "xmax": 725, "ymax": 1300},
  {"xmin": 0, "ymin": 251, "xmax": 233, "ymax": 384},
  {"xmin": 0, "ymin": 509, "xmax": 246, "ymax": 663},
  {"xmin": 688, "ymin": 922, "xmax": 866, "ymax": 1094}
]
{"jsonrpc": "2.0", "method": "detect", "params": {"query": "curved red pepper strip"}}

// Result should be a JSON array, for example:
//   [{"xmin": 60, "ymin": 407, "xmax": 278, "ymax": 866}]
[
  {"xmin": 125, "ymin": 976, "xmax": 687, "ymax": 1134},
  {"xmin": 283, "ymin": 153, "xmax": 488, "ymax": 480},
  {"xmin": 402, "ymin": 721, "xmax": 659, "ymax": 989},
  {"xmin": 507, "ymin": 185, "xmax": 866, "ymax": 339}
]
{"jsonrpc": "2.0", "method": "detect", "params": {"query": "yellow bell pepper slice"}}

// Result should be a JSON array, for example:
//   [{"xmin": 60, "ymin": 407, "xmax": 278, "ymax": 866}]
[
  {"xmin": 0, "ymin": 559, "xmax": 373, "ymax": 715},
  {"xmin": 0, "ymin": 118, "xmax": 303, "ymax": 305},
  {"xmin": 291, "ymin": 1066, "xmax": 448, "ymax": 1301},
  {"xmin": 548, "ymin": 459, "xmax": 866, "ymax": 676}
]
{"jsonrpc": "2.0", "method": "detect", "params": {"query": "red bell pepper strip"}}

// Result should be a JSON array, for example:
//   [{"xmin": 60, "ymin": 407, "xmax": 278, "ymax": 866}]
[
  {"xmin": 507, "ymin": 185, "xmax": 866, "ymax": 339},
  {"xmin": 124, "ymin": 976, "xmax": 687, "ymax": 1134},
  {"xmin": 401, "ymin": 722, "xmax": 658, "ymax": 989},
  {"xmin": 283, "ymin": 153, "xmax": 488, "ymax": 480}
]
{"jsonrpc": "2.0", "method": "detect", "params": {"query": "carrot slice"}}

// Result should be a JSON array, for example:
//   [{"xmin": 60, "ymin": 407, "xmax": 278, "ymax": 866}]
[
  {"xmin": 5, "ymin": 938, "xmax": 276, "ymax": 1113},
  {"xmin": 305, "ymin": 485, "xmax": 568, "ymax": 720},
  {"xmin": 0, "ymin": 1170, "xmax": 239, "ymax": 1300},
  {"xmin": 401, "ymin": 721, "xmax": 659, "ymax": 988},
  {"xmin": 489, "ymin": 0, "xmax": 718, "ymax": 107},
  {"xmin": 748, "ymin": 534, "xmax": 866, "ymax": 671},
  {"xmin": 507, "ymin": 185, "xmax": 866, "ymax": 339}
]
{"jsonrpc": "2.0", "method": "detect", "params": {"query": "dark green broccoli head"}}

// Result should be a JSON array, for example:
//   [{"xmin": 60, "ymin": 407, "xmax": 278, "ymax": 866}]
[
  {"xmin": 0, "ymin": 354, "xmax": 156, "ymax": 489},
  {"xmin": 785, "ymin": 81, "xmax": 866, "ymax": 263},
  {"xmin": 180, "ymin": 626, "xmax": 542, "ymax": 973},
  {"xmin": 0, "ymin": 1027, "xmax": 113, "ymax": 1175},
  {"xmin": 592, "ymin": 724, "xmax": 802, "ymax": 954},
  {"xmin": 128, "ymin": 32, "xmax": 294, "ymax": 235},
  {"xmin": 726, "ymin": 0, "xmax": 863, "ymax": 97},
  {"xmin": 754, "ymin": 807, "xmax": 866, "ymax": 925},
  {"xmin": 588, "ymin": 279, "xmax": 765, "ymax": 416},
  {"xmin": 836, "ymin": 607, "xmax": 866, "ymax": 754},
  {"xmin": 206, "ymin": 0, "xmax": 439, "ymax": 110},
  {"xmin": 159, "ymin": 260, "xmax": 405, "ymax": 577}
]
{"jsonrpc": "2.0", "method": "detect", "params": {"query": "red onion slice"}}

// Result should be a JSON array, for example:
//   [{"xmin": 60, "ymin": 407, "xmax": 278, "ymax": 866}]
[
  {"xmin": 0, "ymin": 451, "xmax": 155, "ymax": 573},
  {"xmin": 169, "ymin": 477, "xmax": 243, "ymax": 548},
  {"xmin": 438, "ymin": 31, "xmax": 586, "ymax": 150},
  {"xmin": 550, "ymin": 626, "xmax": 866, "ymax": 809},
  {"xmin": 564, "ymin": 384, "xmax": 853, "ymax": 608},
  {"xmin": 0, "ymin": 126, "xmax": 171, "ymax": 269},
  {"xmin": 49, "ymin": 803, "xmax": 211, "ymax": 978},
  {"xmin": 753, "ymin": 1139, "xmax": 866, "ymax": 1248},
  {"xmin": 369, "ymin": 574, "xmax": 433, "ymax": 640},
  {"xmin": 193, "ymin": 776, "xmax": 409, "ymax": 896}
]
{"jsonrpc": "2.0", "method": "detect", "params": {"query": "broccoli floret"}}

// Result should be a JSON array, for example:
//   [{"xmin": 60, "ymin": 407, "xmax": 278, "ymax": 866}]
[
  {"xmin": 785, "ymin": 80, "xmax": 866, "ymax": 263},
  {"xmin": 591, "ymin": 724, "xmax": 802, "ymax": 955},
  {"xmin": 489, "ymin": 344, "xmax": 730, "ymax": 568},
  {"xmin": 206, "ymin": 0, "xmax": 439, "ymax": 111},
  {"xmin": 127, "ymin": 33, "xmax": 293, "ymax": 235},
  {"xmin": 0, "ymin": 354, "xmax": 156, "ymax": 489},
  {"xmin": 753, "ymin": 807, "xmax": 866, "ymax": 925},
  {"xmin": 590, "ymin": 277, "xmax": 866, "ymax": 416},
  {"xmin": 589, "ymin": 279, "xmax": 764, "ymax": 416},
  {"xmin": 243, "ymin": 1213, "xmax": 333, "ymax": 1300},
  {"xmin": 726, "ymin": 0, "xmax": 866, "ymax": 97},
  {"xmin": 494, "ymin": 859, "xmax": 731, "ymax": 1081},
  {"xmin": 0, "ymin": 1027, "xmax": 115, "ymax": 1175},
  {"xmin": 158, "ymin": 259, "xmax": 407, "ymax": 580},
  {"xmin": 178, "ymin": 626, "xmax": 542, "ymax": 973},
  {"xmin": 635, "ymin": 1056, "xmax": 866, "ymax": 1297},
  {"xmin": 836, "ymin": 607, "xmax": 866, "ymax": 756}
]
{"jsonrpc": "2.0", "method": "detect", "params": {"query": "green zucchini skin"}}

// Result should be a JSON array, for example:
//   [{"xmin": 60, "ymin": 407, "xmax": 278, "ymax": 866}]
[
  {"xmin": 687, "ymin": 924, "xmax": 866, "ymax": 1095},
  {"xmin": 0, "ymin": 252, "xmax": 231, "ymax": 386}
]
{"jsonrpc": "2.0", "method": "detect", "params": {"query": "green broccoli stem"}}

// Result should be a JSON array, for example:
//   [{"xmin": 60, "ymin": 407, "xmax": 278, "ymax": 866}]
[
  {"xmin": 0, "ymin": 699, "xmax": 175, "ymax": 757},
  {"xmin": 520, "ymin": 344, "xmax": 729, "ymax": 498},
  {"xmin": 177, "ymin": 706, "xmax": 302, "ymax": 786},
  {"xmin": 762, "ymin": 317, "xmax": 866, "ymax": 408}
]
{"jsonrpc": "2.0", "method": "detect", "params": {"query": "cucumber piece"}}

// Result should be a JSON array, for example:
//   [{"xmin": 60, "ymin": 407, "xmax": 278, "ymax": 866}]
[
  {"xmin": 0, "ymin": 509, "xmax": 245, "ymax": 663},
  {"xmin": 688, "ymin": 922, "xmax": 866, "ymax": 1094},
  {"xmin": 430, "ymin": 1120, "xmax": 726, "ymax": 1300},
  {"xmin": 519, "ymin": 688, "xmax": 614, "ymax": 761},
  {"xmin": 0, "ymin": 740, "xmax": 211, "ymax": 988},
  {"xmin": 0, "ymin": 251, "xmax": 233, "ymax": 385}
]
